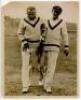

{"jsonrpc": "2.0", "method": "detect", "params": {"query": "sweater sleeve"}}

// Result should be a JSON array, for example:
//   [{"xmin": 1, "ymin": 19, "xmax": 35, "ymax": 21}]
[
  {"xmin": 17, "ymin": 19, "xmax": 26, "ymax": 41},
  {"xmin": 61, "ymin": 21, "xmax": 69, "ymax": 47}
]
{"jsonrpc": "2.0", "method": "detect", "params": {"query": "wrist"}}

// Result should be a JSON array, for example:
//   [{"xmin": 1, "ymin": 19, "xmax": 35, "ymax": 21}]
[
  {"xmin": 22, "ymin": 39, "xmax": 28, "ymax": 45},
  {"xmin": 64, "ymin": 45, "xmax": 69, "ymax": 52}
]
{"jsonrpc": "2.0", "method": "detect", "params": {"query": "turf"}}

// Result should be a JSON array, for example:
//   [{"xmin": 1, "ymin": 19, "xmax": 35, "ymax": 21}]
[{"xmin": 4, "ymin": 16, "xmax": 77, "ymax": 96}]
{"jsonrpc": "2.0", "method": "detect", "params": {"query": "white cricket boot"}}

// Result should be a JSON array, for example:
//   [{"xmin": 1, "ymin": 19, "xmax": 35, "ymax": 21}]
[
  {"xmin": 44, "ymin": 86, "xmax": 52, "ymax": 93},
  {"xmin": 22, "ymin": 87, "xmax": 29, "ymax": 93},
  {"xmin": 38, "ymin": 80, "xmax": 43, "ymax": 86}
]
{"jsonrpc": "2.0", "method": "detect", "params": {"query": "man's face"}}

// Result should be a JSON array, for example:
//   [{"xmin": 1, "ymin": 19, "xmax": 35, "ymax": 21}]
[
  {"xmin": 27, "ymin": 7, "xmax": 36, "ymax": 20},
  {"xmin": 53, "ymin": 10, "xmax": 60, "ymax": 20}
]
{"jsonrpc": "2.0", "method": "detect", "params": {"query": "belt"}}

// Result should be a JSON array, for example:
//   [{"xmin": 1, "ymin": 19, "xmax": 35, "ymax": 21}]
[
  {"xmin": 27, "ymin": 39, "xmax": 40, "ymax": 43},
  {"xmin": 22, "ymin": 38, "xmax": 40, "ymax": 43},
  {"xmin": 44, "ymin": 44, "xmax": 60, "ymax": 48}
]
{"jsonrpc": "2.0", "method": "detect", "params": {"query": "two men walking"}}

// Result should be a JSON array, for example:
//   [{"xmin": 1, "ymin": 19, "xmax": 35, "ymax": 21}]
[{"xmin": 17, "ymin": 5, "xmax": 69, "ymax": 93}]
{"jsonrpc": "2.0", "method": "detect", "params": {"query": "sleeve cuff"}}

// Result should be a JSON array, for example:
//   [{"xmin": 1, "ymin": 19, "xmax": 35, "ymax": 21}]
[
  {"xmin": 64, "ymin": 45, "xmax": 69, "ymax": 47},
  {"xmin": 22, "ymin": 38, "xmax": 27, "ymax": 42}
]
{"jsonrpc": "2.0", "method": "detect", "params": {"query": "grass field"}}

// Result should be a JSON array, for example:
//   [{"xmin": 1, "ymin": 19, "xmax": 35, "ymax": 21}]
[{"xmin": 4, "ymin": 16, "xmax": 77, "ymax": 96}]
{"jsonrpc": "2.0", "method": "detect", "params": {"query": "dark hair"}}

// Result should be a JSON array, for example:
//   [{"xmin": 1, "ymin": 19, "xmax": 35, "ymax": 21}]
[
  {"xmin": 27, "ymin": 6, "xmax": 36, "ymax": 12},
  {"xmin": 52, "ymin": 5, "xmax": 62, "ymax": 15}
]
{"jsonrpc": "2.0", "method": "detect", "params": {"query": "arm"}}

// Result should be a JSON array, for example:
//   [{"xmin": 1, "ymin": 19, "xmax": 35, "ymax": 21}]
[
  {"xmin": 17, "ymin": 19, "xmax": 29, "ymax": 51},
  {"xmin": 17, "ymin": 19, "xmax": 26, "ymax": 41},
  {"xmin": 40, "ymin": 23, "xmax": 47, "ymax": 41},
  {"xmin": 36, "ymin": 23, "xmax": 47, "ymax": 60},
  {"xmin": 61, "ymin": 21, "xmax": 69, "ymax": 56}
]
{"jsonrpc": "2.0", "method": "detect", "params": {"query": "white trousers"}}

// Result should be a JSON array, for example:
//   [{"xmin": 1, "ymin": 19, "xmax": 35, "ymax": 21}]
[
  {"xmin": 21, "ymin": 48, "xmax": 31, "ymax": 89},
  {"xmin": 43, "ymin": 49, "xmax": 59, "ymax": 88},
  {"xmin": 21, "ymin": 45, "xmax": 38, "ymax": 88}
]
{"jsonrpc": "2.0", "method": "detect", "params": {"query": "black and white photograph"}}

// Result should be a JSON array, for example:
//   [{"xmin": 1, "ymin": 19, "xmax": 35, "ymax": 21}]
[{"xmin": 1, "ymin": 1, "xmax": 78, "ymax": 97}]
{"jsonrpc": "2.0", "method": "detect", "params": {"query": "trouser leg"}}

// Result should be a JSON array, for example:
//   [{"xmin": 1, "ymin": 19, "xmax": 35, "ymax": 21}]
[
  {"xmin": 21, "ymin": 49, "xmax": 31, "ymax": 89},
  {"xmin": 40, "ymin": 52, "xmax": 47, "ymax": 81},
  {"xmin": 30, "ymin": 49, "xmax": 39, "ymax": 71},
  {"xmin": 43, "ymin": 51, "xmax": 59, "ymax": 88}
]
